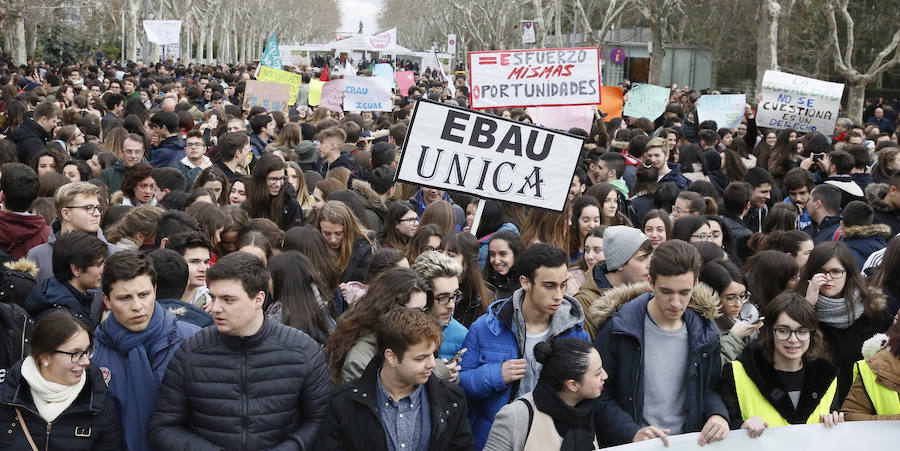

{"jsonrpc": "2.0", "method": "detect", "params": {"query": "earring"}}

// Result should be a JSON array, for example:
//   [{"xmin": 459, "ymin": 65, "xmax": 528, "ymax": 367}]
[{"xmin": 42, "ymin": 361, "xmax": 48, "ymax": 367}]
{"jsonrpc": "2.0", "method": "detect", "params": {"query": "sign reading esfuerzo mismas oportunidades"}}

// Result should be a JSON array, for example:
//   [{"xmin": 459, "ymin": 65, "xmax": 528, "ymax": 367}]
[
  {"xmin": 467, "ymin": 47, "xmax": 602, "ymax": 109},
  {"xmin": 396, "ymin": 99, "xmax": 583, "ymax": 213}
]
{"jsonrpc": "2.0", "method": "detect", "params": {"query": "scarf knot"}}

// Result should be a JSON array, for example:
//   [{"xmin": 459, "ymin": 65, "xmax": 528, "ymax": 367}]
[{"xmin": 21, "ymin": 356, "xmax": 86, "ymax": 423}]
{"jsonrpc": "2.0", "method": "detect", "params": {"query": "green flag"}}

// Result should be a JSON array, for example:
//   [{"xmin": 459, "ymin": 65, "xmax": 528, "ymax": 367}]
[{"xmin": 260, "ymin": 30, "xmax": 282, "ymax": 70}]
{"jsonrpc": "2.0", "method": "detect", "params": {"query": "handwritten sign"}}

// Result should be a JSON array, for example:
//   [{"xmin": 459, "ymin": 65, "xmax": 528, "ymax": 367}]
[
  {"xmin": 599, "ymin": 86, "xmax": 624, "ymax": 122},
  {"xmin": 468, "ymin": 47, "xmax": 602, "ymax": 109},
  {"xmin": 396, "ymin": 70, "xmax": 416, "ymax": 96},
  {"xmin": 623, "ymin": 83, "xmax": 669, "ymax": 120},
  {"xmin": 397, "ymin": 99, "xmax": 584, "ymax": 212},
  {"xmin": 526, "ymin": 105, "xmax": 595, "ymax": 132},
  {"xmin": 256, "ymin": 66, "xmax": 304, "ymax": 106},
  {"xmin": 321, "ymin": 80, "xmax": 345, "ymax": 113},
  {"xmin": 243, "ymin": 80, "xmax": 290, "ymax": 112},
  {"xmin": 308, "ymin": 79, "xmax": 325, "ymax": 106},
  {"xmin": 757, "ymin": 70, "xmax": 844, "ymax": 135},
  {"xmin": 697, "ymin": 94, "xmax": 746, "ymax": 130},
  {"xmin": 343, "ymin": 75, "xmax": 392, "ymax": 112}
]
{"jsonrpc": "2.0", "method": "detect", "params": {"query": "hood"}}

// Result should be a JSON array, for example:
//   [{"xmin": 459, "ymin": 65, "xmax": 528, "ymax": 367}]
[
  {"xmin": 867, "ymin": 183, "xmax": 894, "ymax": 212},
  {"xmin": 487, "ymin": 289, "xmax": 586, "ymax": 345},
  {"xmin": 23, "ymin": 277, "xmax": 92, "ymax": 317},
  {"xmin": 824, "ymin": 176, "xmax": 864, "ymax": 197},
  {"xmin": 841, "ymin": 223, "xmax": 892, "ymax": 240},
  {"xmin": 0, "ymin": 210, "xmax": 48, "ymax": 241},
  {"xmin": 4, "ymin": 258, "xmax": 38, "ymax": 277},
  {"xmin": 589, "ymin": 281, "xmax": 721, "ymax": 328},
  {"xmin": 351, "ymin": 178, "xmax": 388, "ymax": 213},
  {"xmin": 868, "ymin": 348, "xmax": 900, "ymax": 390}
]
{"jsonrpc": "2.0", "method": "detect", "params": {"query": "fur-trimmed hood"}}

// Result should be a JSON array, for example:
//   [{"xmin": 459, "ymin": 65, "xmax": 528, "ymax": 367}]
[
  {"xmin": 589, "ymin": 280, "xmax": 721, "ymax": 328},
  {"xmin": 866, "ymin": 182, "xmax": 892, "ymax": 212},
  {"xmin": 4, "ymin": 258, "xmax": 38, "ymax": 277},
  {"xmin": 841, "ymin": 223, "xmax": 893, "ymax": 240},
  {"xmin": 350, "ymin": 178, "xmax": 388, "ymax": 213}
]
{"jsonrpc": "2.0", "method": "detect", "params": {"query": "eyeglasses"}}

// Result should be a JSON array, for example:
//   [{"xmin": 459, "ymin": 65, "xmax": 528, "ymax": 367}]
[
  {"xmin": 773, "ymin": 327, "xmax": 811, "ymax": 342},
  {"xmin": 399, "ymin": 217, "xmax": 419, "ymax": 224},
  {"xmin": 691, "ymin": 233, "xmax": 715, "ymax": 241},
  {"xmin": 672, "ymin": 206, "xmax": 693, "ymax": 216},
  {"xmin": 53, "ymin": 346, "xmax": 96, "ymax": 363},
  {"xmin": 434, "ymin": 290, "xmax": 464, "ymax": 306},
  {"xmin": 723, "ymin": 292, "xmax": 751, "ymax": 307},
  {"xmin": 185, "ymin": 142, "xmax": 205, "ymax": 148},
  {"xmin": 822, "ymin": 269, "xmax": 846, "ymax": 279},
  {"xmin": 66, "ymin": 204, "xmax": 103, "ymax": 215},
  {"xmin": 267, "ymin": 176, "xmax": 287, "ymax": 184}
]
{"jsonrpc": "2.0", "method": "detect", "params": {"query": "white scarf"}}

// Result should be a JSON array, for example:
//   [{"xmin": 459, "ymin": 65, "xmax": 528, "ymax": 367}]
[{"xmin": 20, "ymin": 356, "xmax": 86, "ymax": 423}]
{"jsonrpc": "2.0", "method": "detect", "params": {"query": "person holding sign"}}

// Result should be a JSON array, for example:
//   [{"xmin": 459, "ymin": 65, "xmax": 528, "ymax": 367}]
[{"xmin": 718, "ymin": 293, "xmax": 843, "ymax": 437}]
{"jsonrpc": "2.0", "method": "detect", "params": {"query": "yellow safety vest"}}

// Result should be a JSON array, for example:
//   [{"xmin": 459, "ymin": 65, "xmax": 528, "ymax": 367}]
[
  {"xmin": 852, "ymin": 360, "xmax": 900, "ymax": 415},
  {"xmin": 731, "ymin": 360, "xmax": 837, "ymax": 426}
]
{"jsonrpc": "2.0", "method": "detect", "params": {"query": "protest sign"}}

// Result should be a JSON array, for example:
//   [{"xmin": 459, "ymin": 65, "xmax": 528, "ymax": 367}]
[
  {"xmin": 697, "ymin": 94, "xmax": 746, "ymax": 130},
  {"xmin": 604, "ymin": 421, "xmax": 900, "ymax": 451},
  {"xmin": 599, "ymin": 86, "xmax": 624, "ymax": 122},
  {"xmin": 623, "ymin": 83, "xmax": 670, "ymax": 120},
  {"xmin": 396, "ymin": 70, "xmax": 416, "ymax": 96},
  {"xmin": 343, "ymin": 75, "xmax": 392, "ymax": 112},
  {"xmin": 374, "ymin": 63, "xmax": 394, "ymax": 80},
  {"xmin": 526, "ymin": 105, "xmax": 595, "ymax": 132},
  {"xmin": 143, "ymin": 20, "xmax": 181, "ymax": 45},
  {"xmin": 757, "ymin": 70, "xmax": 844, "ymax": 135},
  {"xmin": 397, "ymin": 99, "xmax": 583, "ymax": 212},
  {"xmin": 468, "ymin": 47, "xmax": 602, "ymax": 109},
  {"xmin": 308, "ymin": 79, "xmax": 325, "ymax": 106},
  {"xmin": 243, "ymin": 80, "xmax": 290, "ymax": 112},
  {"xmin": 321, "ymin": 80, "xmax": 345, "ymax": 113},
  {"xmin": 256, "ymin": 66, "xmax": 304, "ymax": 106}
]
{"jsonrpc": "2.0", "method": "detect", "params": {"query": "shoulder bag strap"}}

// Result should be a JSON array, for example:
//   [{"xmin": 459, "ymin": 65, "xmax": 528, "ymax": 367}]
[{"xmin": 15, "ymin": 407, "xmax": 39, "ymax": 451}]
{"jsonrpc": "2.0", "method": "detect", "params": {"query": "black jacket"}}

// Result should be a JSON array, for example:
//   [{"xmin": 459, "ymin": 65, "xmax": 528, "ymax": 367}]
[
  {"xmin": 0, "ymin": 262, "xmax": 37, "ymax": 308},
  {"xmin": 0, "ymin": 303, "xmax": 31, "ymax": 384},
  {"xmin": 8, "ymin": 118, "xmax": 50, "ymax": 164},
  {"xmin": 718, "ymin": 344, "xmax": 840, "ymax": 428},
  {"xmin": 315, "ymin": 355, "xmax": 475, "ymax": 451},
  {"xmin": 720, "ymin": 214, "xmax": 753, "ymax": 264},
  {"xmin": 0, "ymin": 362, "xmax": 122, "ymax": 450},
  {"xmin": 148, "ymin": 317, "xmax": 330, "ymax": 451},
  {"xmin": 342, "ymin": 236, "xmax": 375, "ymax": 283}
]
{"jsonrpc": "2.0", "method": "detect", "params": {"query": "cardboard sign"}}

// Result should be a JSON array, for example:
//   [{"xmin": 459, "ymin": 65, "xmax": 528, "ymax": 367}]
[
  {"xmin": 757, "ymin": 70, "xmax": 844, "ymax": 135},
  {"xmin": 526, "ymin": 105, "xmax": 595, "ymax": 132},
  {"xmin": 343, "ymin": 75, "xmax": 392, "ymax": 112},
  {"xmin": 396, "ymin": 70, "xmax": 416, "ymax": 96},
  {"xmin": 623, "ymin": 83, "xmax": 670, "ymax": 120},
  {"xmin": 321, "ymin": 80, "xmax": 345, "ymax": 113},
  {"xmin": 396, "ymin": 99, "xmax": 583, "ymax": 212},
  {"xmin": 256, "ymin": 66, "xmax": 304, "ymax": 106},
  {"xmin": 697, "ymin": 94, "xmax": 746, "ymax": 130},
  {"xmin": 599, "ymin": 86, "xmax": 624, "ymax": 122},
  {"xmin": 468, "ymin": 47, "xmax": 602, "ymax": 109},
  {"xmin": 308, "ymin": 79, "xmax": 325, "ymax": 106},
  {"xmin": 243, "ymin": 80, "xmax": 290, "ymax": 112}
]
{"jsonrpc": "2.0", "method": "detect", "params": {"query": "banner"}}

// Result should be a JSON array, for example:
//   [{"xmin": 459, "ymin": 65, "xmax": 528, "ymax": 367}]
[
  {"xmin": 623, "ymin": 83, "xmax": 670, "ymax": 120},
  {"xmin": 365, "ymin": 28, "xmax": 397, "ymax": 51},
  {"xmin": 468, "ymin": 47, "xmax": 602, "ymax": 109},
  {"xmin": 697, "ymin": 94, "xmax": 747, "ymax": 130},
  {"xmin": 321, "ymin": 80, "xmax": 345, "ymax": 113},
  {"xmin": 522, "ymin": 20, "xmax": 536, "ymax": 44},
  {"xmin": 308, "ymin": 79, "xmax": 325, "ymax": 106},
  {"xmin": 526, "ymin": 105, "xmax": 595, "ymax": 132},
  {"xmin": 243, "ymin": 80, "xmax": 290, "ymax": 112},
  {"xmin": 448, "ymin": 34, "xmax": 457, "ymax": 54},
  {"xmin": 343, "ymin": 75, "xmax": 392, "ymax": 112},
  {"xmin": 256, "ymin": 66, "xmax": 303, "ymax": 106},
  {"xmin": 757, "ymin": 70, "xmax": 844, "ymax": 135},
  {"xmin": 599, "ymin": 86, "xmax": 624, "ymax": 122},
  {"xmin": 260, "ymin": 30, "xmax": 283, "ymax": 71},
  {"xmin": 397, "ymin": 99, "xmax": 583, "ymax": 212},
  {"xmin": 604, "ymin": 421, "xmax": 900, "ymax": 450},
  {"xmin": 396, "ymin": 70, "xmax": 416, "ymax": 96},
  {"xmin": 143, "ymin": 20, "xmax": 181, "ymax": 45}
]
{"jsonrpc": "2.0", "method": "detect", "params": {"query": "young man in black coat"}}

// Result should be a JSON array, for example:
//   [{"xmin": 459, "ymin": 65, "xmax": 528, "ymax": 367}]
[{"xmin": 316, "ymin": 308, "xmax": 474, "ymax": 451}]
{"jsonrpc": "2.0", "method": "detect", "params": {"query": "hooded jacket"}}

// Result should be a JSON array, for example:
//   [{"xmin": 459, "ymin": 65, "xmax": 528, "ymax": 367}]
[
  {"xmin": 659, "ymin": 163, "xmax": 690, "ymax": 191},
  {"xmin": 313, "ymin": 151, "xmax": 355, "ymax": 179},
  {"xmin": 149, "ymin": 135, "xmax": 186, "ymax": 168},
  {"xmin": 0, "ymin": 259, "xmax": 37, "ymax": 308},
  {"xmin": 9, "ymin": 117, "xmax": 51, "ymax": 164},
  {"xmin": 843, "ymin": 348, "xmax": 900, "ymax": 421},
  {"xmin": 23, "ymin": 277, "xmax": 97, "ymax": 328},
  {"xmin": 25, "ymin": 219, "xmax": 121, "ymax": 282},
  {"xmin": 459, "ymin": 289, "xmax": 589, "ymax": 449},
  {"xmin": 573, "ymin": 264, "xmax": 615, "ymax": 340},
  {"xmin": 841, "ymin": 223, "xmax": 892, "ymax": 270},
  {"xmin": 823, "ymin": 174, "xmax": 865, "ymax": 208},
  {"xmin": 808, "ymin": 214, "xmax": 843, "ymax": 244},
  {"xmin": 0, "ymin": 302, "xmax": 31, "ymax": 385},
  {"xmin": 156, "ymin": 298, "xmax": 214, "ymax": 328},
  {"xmin": 591, "ymin": 281, "xmax": 727, "ymax": 447},
  {"xmin": 870, "ymin": 185, "xmax": 900, "ymax": 237},
  {"xmin": 0, "ymin": 210, "xmax": 50, "ymax": 259}
]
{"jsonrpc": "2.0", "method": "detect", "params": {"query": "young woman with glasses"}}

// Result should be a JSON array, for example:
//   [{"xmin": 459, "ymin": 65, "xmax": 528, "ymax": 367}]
[
  {"xmin": 699, "ymin": 259, "xmax": 761, "ymax": 366},
  {"xmin": 718, "ymin": 293, "xmax": 843, "ymax": 438},
  {"xmin": 246, "ymin": 154, "xmax": 304, "ymax": 231}
]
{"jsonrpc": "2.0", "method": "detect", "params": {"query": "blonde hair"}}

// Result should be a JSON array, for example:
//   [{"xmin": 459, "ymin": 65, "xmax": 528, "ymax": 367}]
[
  {"xmin": 101, "ymin": 127, "xmax": 128, "ymax": 159},
  {"xmin": 317, "ymin": 200, "xmax": 372, "ymax": 271},
  {"xmin": 54, "ymin": 182, "xmax": 101, "ymax": 215}
]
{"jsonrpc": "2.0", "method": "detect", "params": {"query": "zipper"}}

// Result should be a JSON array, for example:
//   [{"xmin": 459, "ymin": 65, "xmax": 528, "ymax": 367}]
[
  {"xmin": 20, "ymin": 316, "xmax": 27, "ymax": 360},
  {"xmin": 241, "ymin": 347, "xmax": 247, "ymax": 449},
  {"xmin": 44, "ymin": 422, "xmax": 51, "ymax": 451}
]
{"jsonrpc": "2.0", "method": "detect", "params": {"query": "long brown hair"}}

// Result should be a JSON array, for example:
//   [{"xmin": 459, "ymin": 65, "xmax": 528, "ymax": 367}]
[
  {"xmin": 324, "ymin": 268, "xmax": 429, "ymax": 381},
  {"xmin": 317, "ymin": 200, "xmax": 372, "ymax": 271},
  {"xmin": 757, "ymin": 293, "xmax": 827, "ymax": 364},
  {"xmin": 378, "ymin": 202, "xmax": 415, "ymax": 251},
  {"xmin": 247, "ymin": 154, "xmax": 287, "ymax": 226},
  {"xmin": 420, "ymin": 200, "xmax": 456, "ymax": 234},
  {"xmin": 520, "ymin": 205, "xmax": 570, "ymax": 250},
  {"xmin": 441, "ymin": 232, "xmax": 494, "ymax": 317}
]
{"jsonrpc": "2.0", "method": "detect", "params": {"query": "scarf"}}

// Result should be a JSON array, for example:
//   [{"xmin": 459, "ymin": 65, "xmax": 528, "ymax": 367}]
[
  {"xmin": 21, "ymin": 356, "xmax": 86, "ymax": 423},
  {"xmin": 96, "ymin": 304, "xmax": 173, "ymax": 451},
  {"xmin": 816, "ymin": 290, "xmax": 864, "ymax": 329},
  {"xmin": 531, "ymin": 380, "xmax": 595, "ymax": 451}
]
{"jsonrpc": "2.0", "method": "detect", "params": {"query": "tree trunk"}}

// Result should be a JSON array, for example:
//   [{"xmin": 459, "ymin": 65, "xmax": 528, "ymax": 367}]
[
  {"xmin": 648, "ymin": 20, "xmax": 665, "ymax": 85},
  {"xmin": 196, "ymin": 26, "xmax": 206, "ymax": 63},
  {"xmin": 206, "ymin": 22, "xmax": 215, "ymax": 64},
  {"xmin": 846, "ymin": 81, "xmax": 865, "ymax": 125},
  {"xmin": 8, "ymin": 13, "xmax": 27, "ymax": 65},
  {"xmin": 755, "ymin": 0, "xmax": 780, "ymax": 93},
  {"xmin": 553, "ymin": 0, "xmax": 563, "ymax": 47}
]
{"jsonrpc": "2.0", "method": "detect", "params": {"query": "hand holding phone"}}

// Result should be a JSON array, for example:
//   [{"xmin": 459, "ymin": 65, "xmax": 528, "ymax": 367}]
[{"xmin": 449, "ymin": 347, "xmax": 467, "ymax": 364}]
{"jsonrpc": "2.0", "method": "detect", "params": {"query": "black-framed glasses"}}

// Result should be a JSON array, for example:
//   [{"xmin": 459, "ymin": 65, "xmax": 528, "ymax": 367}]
[
  {"xmin": 54, "ymin": 346, "xmax": 96, "ymax": 363},
  {"xmin": 399, "ymin": 216, "xmax": 419, "ymax": 224},
  {"xmin": 822, "ymin": 269, "xmax": 846, "ymax": 279},
  {"xmin": 691, "ymin": 233, "xmax": 715, "ymax": 242},
  {"xmin": 267, "ymin": 176, "xmax": 287, "ymax": 184},
  {"xmin": 435, "ymin": 290, "xmax": 464, "ymax": 306},
  {"xmin": 65, "ymin": 204, "xmax": 103, "ymax": 215},
  {"xmin": 773, "ymin": 327, "xmax": 811, "ymax": 342},
  {"xmin": 723, "ymin": 292, "xmax": 751, "ymax": 307}
]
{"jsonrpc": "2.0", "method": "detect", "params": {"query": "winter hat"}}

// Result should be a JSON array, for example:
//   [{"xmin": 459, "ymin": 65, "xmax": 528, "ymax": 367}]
[
  {"xmin": 294, "ymin": 140, "xmax": 319, "ymax": 164},
  {"xmin": 603, "ymin": 226, "xmax": 649, "ymax": 270}
]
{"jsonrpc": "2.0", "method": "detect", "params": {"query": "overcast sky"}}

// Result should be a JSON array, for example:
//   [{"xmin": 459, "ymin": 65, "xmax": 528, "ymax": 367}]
[{"xmin": 339, "ymin": 0, "xmax": 383, "ymax": 34}]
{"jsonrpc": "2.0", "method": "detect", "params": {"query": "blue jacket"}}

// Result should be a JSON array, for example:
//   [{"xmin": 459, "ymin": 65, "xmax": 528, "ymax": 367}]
[
  {"xmin": 592, "ymin": 286, "xmax": 728, "ymax": 447},
  {"xmin": 439, "ymin": 317, "xmax": 468, "ymax": 360},
  {"xmin": 23, "ymin": 277, "xmax": 98, "ymax": 328},
  {"xmin": 659, "ymin": 163, "xmax": 690, "ymax": 191},
  {"xmin": 149, "ymin": 135, "xmax": 186, "ymax": 168},
  {"xmin": 807, "ymin": 214, "xmax": 842, "ymax": 244},
  {"xmin": 459, "ymin": 289, "xmax": 589, "ymax": 449},
  {"xmin": 249, "ymin": 132, "xmax": 268, "ymax": 157},
  {"xmin": 841, "ymin": 223, "xmax": 891, "ymax": 270},
  {"xmin": 477, "ymin": 222, "xmax": 519, "ymax": 269},
  {"xmin": 157, "ymin": 298, "xmax": 214, "ymax": 328}
]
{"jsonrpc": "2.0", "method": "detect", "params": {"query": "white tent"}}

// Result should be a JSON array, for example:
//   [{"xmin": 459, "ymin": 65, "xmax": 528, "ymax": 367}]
[{"xmin": 322, "ymin": 35, "xmax": 414, "ymax": 55}]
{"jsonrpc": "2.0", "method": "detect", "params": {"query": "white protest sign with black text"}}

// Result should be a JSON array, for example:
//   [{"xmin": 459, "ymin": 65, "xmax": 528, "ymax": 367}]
[
  {"xmin": 757, "ymin": 70, "xmax": 844, "ymax": 135},
  {"xmin": 468, "ymin": 47, "xmax": 602, "ymax": 109},
  {"xmin": 342, "ymin": 75, "xmax": 392, "ymax": 112},
  {"xmin": 397, "ymin": 100, "xmax": 582, "ymax": 212}
]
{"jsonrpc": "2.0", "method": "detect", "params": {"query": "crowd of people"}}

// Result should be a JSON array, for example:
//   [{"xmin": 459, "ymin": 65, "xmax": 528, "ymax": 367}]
[{"xmin": 0, "ymin": 53, "xmax": 898, "ymax": 451}]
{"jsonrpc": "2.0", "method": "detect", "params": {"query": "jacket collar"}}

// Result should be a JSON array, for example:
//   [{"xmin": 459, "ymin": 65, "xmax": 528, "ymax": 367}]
[
  {"xmin": 840, "ymin": 223, "xmax": 892, "ymax": 240},
  {"xmin": 0, "ymin": 360, "xmax": 107, "ymax": 416},
  {"xmin": 868, "ymin": 349, "xmax": 900, "ymax": 391},
  {"xmin": 352, "ymin": 354, "xmax": 453, "ymax": 413},
  {"xmin": 487, "ymin": 289, "xmax": 586, "ymax": 341},
  {"xmin": 220, "ymin": 315, "xmax": 275, "ymax": 349}
]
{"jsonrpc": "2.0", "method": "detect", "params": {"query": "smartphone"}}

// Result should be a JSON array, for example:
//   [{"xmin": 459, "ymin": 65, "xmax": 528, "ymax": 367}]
[
  {"xmin": 449, "ymin": 347, "xmax": 467, "ymax": 363},
  {"xmin": 813, "ymin": 153, "xmax": 824, "ymax": 161},
  {"xmin": 754, "ymin": 316, "xmax": 765, "ymax": 324}
]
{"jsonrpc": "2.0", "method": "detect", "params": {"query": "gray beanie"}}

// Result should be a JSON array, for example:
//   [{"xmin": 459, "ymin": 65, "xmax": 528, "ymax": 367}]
[{"xmin": 603, "ymin": 226, "xmax": 649, "ymax": 270}]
